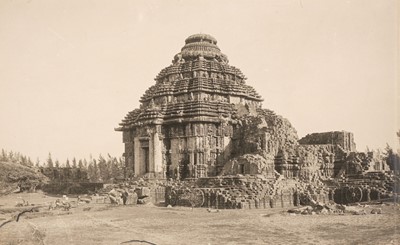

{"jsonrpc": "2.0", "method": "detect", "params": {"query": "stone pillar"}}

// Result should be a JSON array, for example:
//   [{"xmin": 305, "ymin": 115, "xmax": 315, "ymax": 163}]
[
  {"xmin": 170, "ymin": 138, "xmax": 179, "ymax": 170},
  {"xmin": 134, "ymin": 137, "xmax": 141, "ymax": 176},
  {"xmin": 149, "ymin": 134, "xmax": 154, "ymax": 173},
  {"xmin": 153, "ymin": 129, "xmax": 163, "ymax": 176},
  {"xmin": 223, "ymin": 136, "xmax": 231, "ymax": 160}
]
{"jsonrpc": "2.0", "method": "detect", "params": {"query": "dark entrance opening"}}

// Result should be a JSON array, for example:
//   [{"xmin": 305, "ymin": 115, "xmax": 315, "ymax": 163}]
[
  {"xmin": 240, "ymin": 164, "xmax": 245, "ymax": 174},
  {"xmin": 143, "ymin": 147, "xmax": 149, "ymax": 173}
]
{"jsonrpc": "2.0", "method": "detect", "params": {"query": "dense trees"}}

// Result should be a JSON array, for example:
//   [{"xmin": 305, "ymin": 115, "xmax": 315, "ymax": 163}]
[
  {"xmin": 0, "ymin": 149, "xmax": 34, "ymax": 167},
  {"xmin": 0, "ymin": 149, "xmax": 126, "ymax": 183}
]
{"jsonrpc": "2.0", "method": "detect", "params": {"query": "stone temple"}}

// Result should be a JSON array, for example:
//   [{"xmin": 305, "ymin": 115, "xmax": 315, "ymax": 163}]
[
  {"xmin": 116, "ymin": 34, "xmax": 386, "ymax": 181},
  {"xmin": 116, "ymin": 34, "xmax": 264, "ymax": 179}
]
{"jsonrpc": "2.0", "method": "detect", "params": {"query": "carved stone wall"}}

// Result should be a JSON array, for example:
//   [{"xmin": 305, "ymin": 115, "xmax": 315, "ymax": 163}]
[
  {"xmin": 116, "ymin": 34, "xmax": 265, "ymax": 179},
  {"xmin": 299, "ymin": 131, "xmax": 356, "ymax": 152}
]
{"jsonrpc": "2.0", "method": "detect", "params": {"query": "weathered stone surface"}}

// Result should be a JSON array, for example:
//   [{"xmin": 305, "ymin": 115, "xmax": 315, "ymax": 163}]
[
  {"xmin": 370, "ymin": 208, "xmax": 382, "ymax": 214},
  {"xmin": 135, "ymin": 187, "xmax": 150, "ymax": 198},
  {"xmin": 299, "ymin": 131, "xmax": 356, "ymax": 152},
  {"xmin": 220, "ymin": 154, "xmax": 274, "ymax": 177},
  {"xmin": 338, "ymin": 151, "xmax": 389, "ymax": 176},
  {"xmin": 116, "ymin": 34, "xmax": 265, "ymax": 180},
  {"xmin": 232, "ymin": 109, "xmax": 299, "ymax": 157},
  {"xmin": 126, "ymin": 192, "xmax": 138, "ymax": 205}
]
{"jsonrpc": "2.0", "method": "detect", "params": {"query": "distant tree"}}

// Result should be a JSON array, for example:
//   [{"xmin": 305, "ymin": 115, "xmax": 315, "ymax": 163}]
[
  {"xmin": 27, "ymin": 157, "xmax": 33, "ymax": 167},
  {"xmin": 83, "ymin": 159, "xmax": 88, "ymax": 169},
  {"xmin": 72, "ymin": 158, "xmax": 77, "ymax": 168},
  {"xmin": 55, "ymin": 159, "xmax": 60, "ymax": 168},
  {"xmin": 87, "ymin": 158, "xmax": 100, "ymax": 182},
  {"xmin": 397, "ymin": 130, "xmax": 400, "ymax": 153},
  {"xmin": 35, "ymin": 158, "xmax": 41, "ymax": 167},
  {"xmin": 78, "ymin": 159, "xmax": 83, "ymax": 169},
  {"xmin": 20, "ymin": 155, "xmax": 27, "ymax": 166},
  {"xmin": 119, "ymin": 157, "xmax": 126, "ymax": 178},
  {"xmin": 384, "ymin": 144, "xmax": 400, "ymax": 172},
  {"xmin": 98, "ymin": 154, "xmax": 109, "ymax": 182},
  {"xmin": 8, "ymin": 151, "xmax": 14, "ymax": 163},
  {"xmin": 1, "ymin": 149, "xmax": 8, "ymax": 161},
  {"xmin": 92, "ymin": 159, "xmax": 99, "ymax": 182},
  {"xmin": 47, "ymin": 153, "xmax": 54, "ymax": 168},
  {"xmin": 14, "ymin": 152, "xmax": 21, "ymax": 163},
  {"xmin": 65, "ymin": 158, "xmax": 70, "ymax": 168},
  {"xmin": 107, "ymin": 154, "xmax": 123, "ymax": 179},
  {"xmin": 88, "ymin": 162, "xmax": 94, "ymax": 181}
]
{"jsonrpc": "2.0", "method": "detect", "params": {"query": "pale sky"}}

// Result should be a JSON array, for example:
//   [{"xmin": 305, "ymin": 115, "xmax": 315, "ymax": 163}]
[{"xmin": 0, "ymin": 0, "xmax": 398, "ymax": 163}]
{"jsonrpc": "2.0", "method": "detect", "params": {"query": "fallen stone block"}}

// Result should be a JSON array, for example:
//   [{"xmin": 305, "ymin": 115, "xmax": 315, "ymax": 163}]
[
  {"xmin": 126, "ymin": 193, "xmax": 138, "ymax": 205},
  {"xmin": 370, "ymin": 208, "xmax": 382, "ymax": 214},
  {"xmin": 137, "ymin": 196, "xmax": 150, "ymax": 204},
  {"xmin": 318, "ymin": 208, "xmax": 329, "ymax": 215},
  {"xmin": 342, "ymin": 206, "xmax": 366, "ymax": 215},
  {"xmin": 135, "ymin": 187, "xmax": 151, "ymax": 198},
  {"xmin": 288, "ymin": 206, "xmax": 312, "ymax": 214}
]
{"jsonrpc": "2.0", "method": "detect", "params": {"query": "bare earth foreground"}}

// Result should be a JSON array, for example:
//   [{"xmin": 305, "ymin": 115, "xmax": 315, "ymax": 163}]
[{"xmin": 0, "ymin": 192, "xmax": 399, "ymax": 245}]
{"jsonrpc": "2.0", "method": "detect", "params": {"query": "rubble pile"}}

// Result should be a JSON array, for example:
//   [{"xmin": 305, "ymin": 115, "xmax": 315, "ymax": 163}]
[
  {"xmin": 288, "ymin": 201, "xmax": 385, "ymax": 216},
  {"xmin": 74, "ymin": 179, "xmax": 169, "ymax": 206}
]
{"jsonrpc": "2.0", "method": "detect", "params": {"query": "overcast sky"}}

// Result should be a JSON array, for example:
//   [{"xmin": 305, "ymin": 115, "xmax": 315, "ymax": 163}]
[{"xmin": 0, "ymin": 0, "xmax": 398, "ymax": 163}]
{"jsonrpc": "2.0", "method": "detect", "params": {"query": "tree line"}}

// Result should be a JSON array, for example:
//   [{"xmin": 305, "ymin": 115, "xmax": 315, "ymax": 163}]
[
  {"xmin": 1, "ymin": 149, "xmax": 34, "ymax": 167},
  {"xmin": 0, "ymin": 149, "xmax": 126, "ymax": 183}
]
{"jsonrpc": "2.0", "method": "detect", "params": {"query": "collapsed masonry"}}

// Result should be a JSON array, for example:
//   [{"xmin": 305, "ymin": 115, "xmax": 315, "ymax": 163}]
[{"xmin": 116, "ymin": 34, "xmax": 396, "ymax": 208}]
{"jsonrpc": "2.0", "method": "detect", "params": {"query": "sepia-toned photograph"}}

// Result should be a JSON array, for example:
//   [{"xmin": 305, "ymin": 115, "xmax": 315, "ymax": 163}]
[{"xmin": 0, "ymin": 0, "xmax": 398, "ymax": 244}]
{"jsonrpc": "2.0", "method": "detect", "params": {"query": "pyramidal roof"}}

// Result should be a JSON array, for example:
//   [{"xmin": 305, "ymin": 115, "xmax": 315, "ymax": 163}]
[{"xmin": 116, "ymin": 34, "xmax": 263, "ymax": 130}]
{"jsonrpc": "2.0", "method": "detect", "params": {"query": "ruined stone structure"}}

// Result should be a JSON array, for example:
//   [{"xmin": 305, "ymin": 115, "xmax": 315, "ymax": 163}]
[
  {"xmin": 299, "ymin": 131, "xmax": 356, "ymax": 152},
  {"xmin": 114, "ymin": 34, "xmax": 399, "ymax": 208},
  {"xmin": 116, "ymin": 34, "xmax": 266, "ymax": 179},
  {"xmin": 116, "ymin": 34, "xmax": 388, "ymax": 183}
]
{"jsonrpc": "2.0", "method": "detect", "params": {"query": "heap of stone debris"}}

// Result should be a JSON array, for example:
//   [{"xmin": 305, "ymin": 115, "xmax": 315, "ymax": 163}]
[{"xmin": 288, "ymin": 202, "xmax": 384, "ymax": 216}]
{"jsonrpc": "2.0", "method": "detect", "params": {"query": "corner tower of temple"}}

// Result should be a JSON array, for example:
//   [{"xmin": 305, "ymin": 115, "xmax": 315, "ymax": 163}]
[{"xmin": 116, "ymin": 34, "xmax": 265, "ymax": 179}]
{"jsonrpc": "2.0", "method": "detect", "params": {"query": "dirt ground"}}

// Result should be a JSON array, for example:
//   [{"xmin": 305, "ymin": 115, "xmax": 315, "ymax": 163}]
[{"xmin": 0, "ymin": 192, "xmax": 399, "ymax": 245}]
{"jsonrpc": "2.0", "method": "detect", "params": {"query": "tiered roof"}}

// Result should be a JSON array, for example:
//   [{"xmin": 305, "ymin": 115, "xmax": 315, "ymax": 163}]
[{"xmin": 116, "ymin": 34, "xmax": 263, "ymax": 131}]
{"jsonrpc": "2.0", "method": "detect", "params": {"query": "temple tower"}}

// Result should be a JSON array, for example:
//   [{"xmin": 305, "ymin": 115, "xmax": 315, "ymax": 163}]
[{"xmin": 116, "ymin": 34, "xmax": 263, "ymax": 179}]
